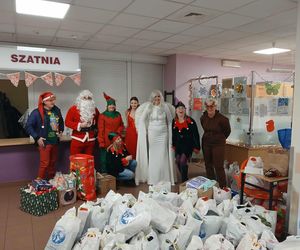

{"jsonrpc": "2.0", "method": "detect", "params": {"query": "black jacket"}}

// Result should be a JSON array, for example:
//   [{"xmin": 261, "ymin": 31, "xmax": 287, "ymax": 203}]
[{"xmin": 172, "ymin": 116, "xmax": 200, "ymax": 157}]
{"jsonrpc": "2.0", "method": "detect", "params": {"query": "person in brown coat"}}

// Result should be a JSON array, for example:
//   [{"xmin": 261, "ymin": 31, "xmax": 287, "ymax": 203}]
[{"xmin": 200, "ymin": 98, "xmax": 231, "ymax": 188}]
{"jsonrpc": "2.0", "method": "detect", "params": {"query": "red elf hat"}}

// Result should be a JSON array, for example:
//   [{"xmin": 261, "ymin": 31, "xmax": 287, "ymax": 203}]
[{"xmin": 103, "ymin": 92, "xmax": 116, "ymax": 106}]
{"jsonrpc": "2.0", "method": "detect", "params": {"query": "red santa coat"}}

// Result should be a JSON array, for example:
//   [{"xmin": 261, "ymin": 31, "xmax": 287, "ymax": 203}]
[
  {"xmin": 65, "ymin": 105, "xmax": 99, "ymax": 142},
  {"xmin": 98, "ymin": 112, "xmax": 124, "ymax": 148}
]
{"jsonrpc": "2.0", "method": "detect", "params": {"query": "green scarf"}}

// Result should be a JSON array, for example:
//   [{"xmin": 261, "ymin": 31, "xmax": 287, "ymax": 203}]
[{"xmin": 102, "ymin": 110, "xmax": 120, "ymax": 118}]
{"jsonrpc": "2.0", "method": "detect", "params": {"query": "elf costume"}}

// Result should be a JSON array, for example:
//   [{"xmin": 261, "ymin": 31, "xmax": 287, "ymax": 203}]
[
  {"xmin": 98, "ymin": 92, "xmax": 124, "ymax": 173},
  {"xmin": 26, "ymin": 92, "xmax": 64, "ymax": 179}
]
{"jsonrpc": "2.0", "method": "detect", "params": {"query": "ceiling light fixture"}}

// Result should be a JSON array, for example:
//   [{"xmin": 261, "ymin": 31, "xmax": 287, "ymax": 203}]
[
  {"xmin": 16, "ymin": 0, "xmax": 70, "ymax": 19},
  {"xmin": 17, "ymin": 46, "xmax": 47, "ymax": 52},
  {"xmin": 253, "ymin": 47, "xmax": 290, "ymax": 55}
]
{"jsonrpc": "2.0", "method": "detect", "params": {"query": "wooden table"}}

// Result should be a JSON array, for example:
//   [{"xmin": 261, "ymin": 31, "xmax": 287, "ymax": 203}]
[{"xmin": 240, "ymin": 170, "xmax": 288, "ymax": 210}]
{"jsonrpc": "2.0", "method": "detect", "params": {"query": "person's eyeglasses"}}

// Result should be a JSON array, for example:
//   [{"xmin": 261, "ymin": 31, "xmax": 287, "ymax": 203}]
[
  {"xmin": 206, "ymin": 105, "xmax": 215, "ymax": 108},
  {"xmin": 83, "ymin": 96, "xmax": 92, "ymax": 100}
]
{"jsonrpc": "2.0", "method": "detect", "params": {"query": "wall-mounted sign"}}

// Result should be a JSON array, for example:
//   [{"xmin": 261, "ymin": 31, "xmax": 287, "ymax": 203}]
[{"xmin": 0, "ymin": 47, "xmax": 80, "ymax": 72}]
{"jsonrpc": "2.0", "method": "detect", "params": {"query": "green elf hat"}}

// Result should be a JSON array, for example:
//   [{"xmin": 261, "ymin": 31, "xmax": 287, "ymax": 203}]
[
  {"xmin": 103, "ymin": 92, "xmax": 116, "ymax": 106},
  {"xmin": 108, "ymin": 132, "xmax": 120, "ymax": 142}
]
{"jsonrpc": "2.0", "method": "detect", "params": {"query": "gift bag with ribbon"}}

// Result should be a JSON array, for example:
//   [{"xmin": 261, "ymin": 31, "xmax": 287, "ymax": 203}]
[{"xmin": 70, "ymin": 154, "xmax": 96, "ymax": 201}]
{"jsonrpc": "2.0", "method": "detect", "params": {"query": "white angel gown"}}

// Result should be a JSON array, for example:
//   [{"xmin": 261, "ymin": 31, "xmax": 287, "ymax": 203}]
[{"xmin": 135, "ymin": 102, "xmax": 175, "ymax": 185}]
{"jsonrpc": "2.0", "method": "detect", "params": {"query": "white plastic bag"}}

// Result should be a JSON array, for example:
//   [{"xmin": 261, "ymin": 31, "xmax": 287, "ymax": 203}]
[
  {"xmin": 175, "ymin": 207, "xmax": 188, "ymax": 225},
  {"xmin": 101, "ymin": 226, "xmax": 126, "ymax": 249},
  {"xmin": 273, "ymin": 236, "xmax": 300, "ymax": 250},
  {"xmin": 46, "ymin": 207, "xmax": 81, "ymax": 250},
  {"xmin": 244, "ymin": 156, "xmax": 264, "ymax": 175},
  {"xmin": 199, "ymin": 216, "xmax": 223, "ymax": 242},
  {"xmin": 179, "ymin": 188, "xmax": 198, "ymax": 206},
  {"xmin": 90, "ymin": 202, "xmax": 111, "ymax": 231},
  {"xmin": 186, "ymin": 235, "xmax": 203, "ymax": 250},
  {"xmin": 260, "ymin": 230, "xmax": 278, "ymax": 250},
  {"xmin": 225, "ymin": 214, "xmax": 249, "ymax": 246},
  {"xmin": 213, "ymin": 186, "xmax": 231, "ymax": 204},
  {"xmin": 236, "ymin": 232, "xmax": 266, "ymax": 250},
  {"xmin": 204, "ymin": 234, "xmax": 234, "ymax": 250},
  {"xmin": 217, "ymin": 199, "xmax": 233, "ymax": 217},
  {"xmin": 72, "ymin": 228, "xmax": 101, "ymax": 250},
  {"xmin": 115, "ymin": 208, "xmax": 151, "ymax": 240},
  {"xmin": 242, "ymin": 215, "xmax": 268, "ymax": 237},
  {"xmin": 149, "ymin": 181, "xmax": 171, "ymax": 193},
  {"xmin": 129, "ymin": 229, "xmax": 160, "ymax": 250}
]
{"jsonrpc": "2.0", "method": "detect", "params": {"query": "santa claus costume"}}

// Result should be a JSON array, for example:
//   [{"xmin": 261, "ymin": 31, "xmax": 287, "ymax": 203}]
[
  {"xmin": 65, "ymin": 90, "xmax": 99, "ymax": 155},
  {"xmin": 98, "ymin": 92, "xmax": 124, "ymax": 173}
]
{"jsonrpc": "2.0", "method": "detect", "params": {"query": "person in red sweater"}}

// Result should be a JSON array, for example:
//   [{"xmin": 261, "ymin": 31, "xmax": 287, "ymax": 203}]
[
  {"xmin": 98, "ymin": 92, "xmax": 124, "ymax": 173},
  {"xmin": 65, "ymin": 90, "xmax": 99, "ymax": 155}
]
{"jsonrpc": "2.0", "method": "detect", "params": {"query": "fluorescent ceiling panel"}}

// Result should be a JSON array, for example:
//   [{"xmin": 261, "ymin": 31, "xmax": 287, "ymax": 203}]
[
  {"xmin": 16, "ymin": 0, "xmax": 70, "ymax": 19},
  {"xmin": 253, "ymin": 47, "xmax": 291, "ymax": 55}
]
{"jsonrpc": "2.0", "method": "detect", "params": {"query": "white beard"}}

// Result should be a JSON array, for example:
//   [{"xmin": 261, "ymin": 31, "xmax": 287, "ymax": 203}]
[{"xmin": 77, "ymin": 100, "xmax": 96, "ymax": 125}]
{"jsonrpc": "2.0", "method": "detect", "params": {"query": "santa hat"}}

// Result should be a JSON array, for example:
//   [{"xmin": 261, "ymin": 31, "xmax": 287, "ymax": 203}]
[
  {"xmin": 38, "ymin": 91, "xmax": 55, "ymax": 127},
  {"xmin": 103, "ymin": 92, "xmax": 116, "ymax": 106},
  {"xmin": 108, "ymin": 132, "xmax": 120, "ymax": 142}
]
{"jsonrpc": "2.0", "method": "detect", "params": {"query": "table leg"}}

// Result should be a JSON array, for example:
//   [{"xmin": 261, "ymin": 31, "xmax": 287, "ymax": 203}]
[
  {"xmin": 240, "ymin": 172, "xmax": 246, "ymax": 205},
  {"xmin": 269, "ymin": 182, "xmax": 274, "ymax": 210}
]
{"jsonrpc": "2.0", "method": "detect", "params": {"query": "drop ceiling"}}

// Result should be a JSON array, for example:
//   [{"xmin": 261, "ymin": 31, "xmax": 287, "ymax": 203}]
[{"xmin": 0, "ymin": 0, "xmax": 297, "ymax": 64}]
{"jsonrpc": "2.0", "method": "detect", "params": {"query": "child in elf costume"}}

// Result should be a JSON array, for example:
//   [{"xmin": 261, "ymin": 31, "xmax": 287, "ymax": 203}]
[
  {"xmin": 106, "ymin": 132, "xmax": 136, "ymax": 181},
  {"xmin": 26, "ymin": 92, "xmax": 64, "ymax": 179},
  {"xmin": 98, "ymin": 92, "xmax": 124, "ymax": 173}
]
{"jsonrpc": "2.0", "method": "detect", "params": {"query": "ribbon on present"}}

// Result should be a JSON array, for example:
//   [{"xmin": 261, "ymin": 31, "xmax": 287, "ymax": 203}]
[
  {"xmin": 6, "ymin": 72, "xmax": 20, "ymax": 87},
  {"xmin": 69, "ymin": 72, "xmax": 81, "ymax": 86},
  {"xmin": 25, "ymin": 72, "xmax": 39, "ymax": 87},
  {"xmin": 54, "ymin": 72, "xmax": 67, "ymax": 86},
  {"xmin": 40, "ymin": 72, "xmax": 53, "ymax": 86}
]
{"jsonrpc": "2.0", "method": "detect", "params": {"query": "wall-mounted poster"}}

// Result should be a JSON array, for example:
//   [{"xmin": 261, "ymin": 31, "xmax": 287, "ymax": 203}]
[
  {"xmin": 193, "ymin": 98, "xmax": 202, "ymax": 111},
  {"xmin": 220, "ymin": 98, "xmax": 229, "ymax": 114},
  {"xmin": 277, "ymin": 98, "xmax": 289, "ymax": 115},
  {"xmin": 233, "ymin": 76, "xmax": 247, "ymax": 98},
  {"xmin": 229, "ymin": 98, "xmax": 249, "ymax": 115}
]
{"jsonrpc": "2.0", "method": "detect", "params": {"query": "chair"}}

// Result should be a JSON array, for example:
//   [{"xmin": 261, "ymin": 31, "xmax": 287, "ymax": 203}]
[{"xmin": 233, "ymin": 159, "xmax": 282, "ymax": 209}]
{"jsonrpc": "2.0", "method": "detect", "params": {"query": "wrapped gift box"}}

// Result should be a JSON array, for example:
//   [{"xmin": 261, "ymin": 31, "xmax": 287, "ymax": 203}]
[
  {"xmin": 96, "ymin": 173, "xmax": 116, "ymax": 197},
  {"xmin": 58, "ymin": 188, "xmax": 77, "ymax": 206},
  {"xmin": 20, "ymin": 187, "xmax": 58, "ymax": 216}
]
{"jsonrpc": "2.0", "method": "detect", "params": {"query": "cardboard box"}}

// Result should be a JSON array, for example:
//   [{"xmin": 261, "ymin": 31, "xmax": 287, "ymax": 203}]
[
  {"xmin": 179, "ymin": 180, "xmax": 219, "ymax": 199},
  {"xmin": 58, "ymin": 188, "xmax": 76, "ymax": 206},
  {"xmin": 96, "ymin": 173, "xmax": 116, "ymax": 197}
]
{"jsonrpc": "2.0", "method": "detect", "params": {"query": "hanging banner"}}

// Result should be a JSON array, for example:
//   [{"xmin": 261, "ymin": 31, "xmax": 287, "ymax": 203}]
[
  {"xmin": 193, "ymin": 98, "xmax": 202, "ymax": 111},
  {"xmin": 25, "ymin": 72, "xmax": 38, "ymax": 87},
  {"xmin": 6, "ymin": 72, "xmax": 20, "ymax": 87},
  {"xmin": 0, "ymin": 47, "xmax": 80, "ymax": 72},
  {"xmin": 69, "ymin": 72, "xmax": 81, "ymax": 86},
  {"xmin": 54, "ymin": 72, "xmax": 67, "ymax": 86},
  {"xmin": 40, "ymin": 72, "xmax": 53, "ymax": 86}
]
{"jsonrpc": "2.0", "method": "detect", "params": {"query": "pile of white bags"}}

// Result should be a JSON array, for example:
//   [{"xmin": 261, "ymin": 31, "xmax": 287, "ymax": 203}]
[{"xmin": 46, "ymin": 182, "xmax": 286, "ymax": 250}]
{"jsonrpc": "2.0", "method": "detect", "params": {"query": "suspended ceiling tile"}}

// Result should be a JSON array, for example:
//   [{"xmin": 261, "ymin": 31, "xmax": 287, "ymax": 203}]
[
  {"xmin": 166, "ymin": 5, "xmax": 222, "ymax": 24},
  {"xmin": 122, "ymin": 38, "xmax": 155, "ymax": 47},
  {"xmin": 110, "ymin": 13, "xmax": 158, "ymax": 29},
  {"xmin": 16, "ymin": 25, "xmax": 56, "ymax": 36},
  {"xmin": 181, "ymin": 25, "xmax": 223, "ymax": 37},
  {"xmin": 65, "ymin": 5, "xmax": 117, "ymax": 24},
  {"xmin": 149, "ymin": 41, "xmax": 181, "ymax": 49},
  {"xmin": 124, "ymin": 0, "xmax": 184, "ymax": 18},
  {"xmin": 73, "ymin": 0, "xmax": 133, "ymax": 12},
  {"xmin": 60, "ymin": 20, "xmax": 103, "ymax": 33},
  {"xmin": 81, "ymin": 41, "xmax": 114, "ymax": 50},
  {"xmin": 0, "ymin": 23, "xmax": 15, "ymax": 33},
  {"xmin": 99, "ymin": 25, "xmax": 140, "ymax": 37},
  {"xmin": 163, "ymin": 34, "xmax": 199, "ymax": 44},
  {"xmin": 90, "ymin": 34, "xmax": 127, "ymax": 43},
  {"xmin": 55, "ymin": 30, "xmax": 92, "ymax": 40},
  {"xmin": 147, "ymin": 20, "xmax": 194, "ymax": 34},
  {"xmin": 51, "ymin": 37, "xmax": 86, "ymax": 48},
  {"xmin": 17, "ymin": 34, "xmax": 53, "ymax": 45},
  {"xmin": 16, "ymin": 15, "xmax": 61, "ymax": 29},
  {"xmin": 191, "ymin": 0, "xmax": 256, "ymax": 12},
  {"xmin": 134, "ymin": 30, "xmax": 173, "ymax": 41},
  {"xmin": 207, "ymin": 30, "xmax": 251, "ymax": 41},
  {"xmin": 109, "ymin": 44, "xmax": 141, "ymax": 52},
  {"xmin": 202, "ymin": 13, "xmax": 254, "ymax": 29},
  {"xmin": 232, "ymin": 0, "xmax": 296, "ymax": 19}
]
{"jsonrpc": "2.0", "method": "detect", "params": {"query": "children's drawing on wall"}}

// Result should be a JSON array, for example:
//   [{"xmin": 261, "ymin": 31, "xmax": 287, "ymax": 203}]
[
  {"xmin": 277, "ymin": 98, "xmax": 289, "ymax": 115},
  {"xmin": 229, "ymin": 98, "xmax": 249, "ymax": 115},
  {"xmin": 233, "ymin": 76, "xmax": 247, "ymax": 98}
]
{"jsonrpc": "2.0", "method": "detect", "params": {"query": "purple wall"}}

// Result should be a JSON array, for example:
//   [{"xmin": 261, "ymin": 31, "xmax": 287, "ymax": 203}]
[
  {"xmin": 0, "ymin": 142, "xmax": 70, "ymax": 183},
  {"xmin": 164, "ymin": 54, "xmax": 294, "ymax": 106}
]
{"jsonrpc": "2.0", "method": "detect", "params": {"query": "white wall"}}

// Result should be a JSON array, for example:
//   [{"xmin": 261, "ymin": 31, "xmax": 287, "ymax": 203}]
[{"xmin": 28, "ymin": 58, "xmax": 164, "ymax": 129}]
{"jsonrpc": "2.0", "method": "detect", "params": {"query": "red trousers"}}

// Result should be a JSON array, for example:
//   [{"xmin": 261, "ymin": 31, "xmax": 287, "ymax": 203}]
[
  {"xmin": 70, "ymin": 140, "xmax": 95, "ymax": 155},
  {"xmin": 38, "ymin": 144, "xmax": 58, "ymax": 179}
]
